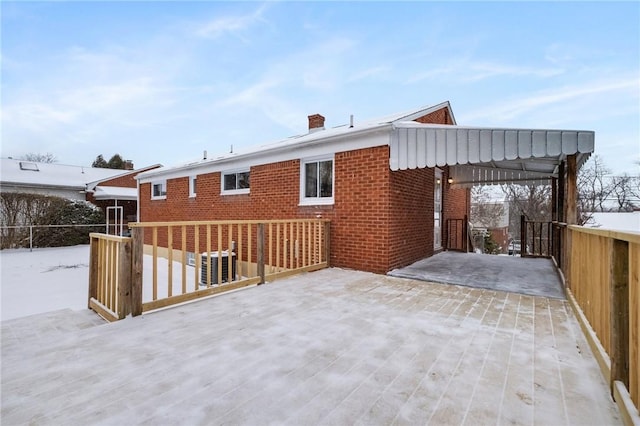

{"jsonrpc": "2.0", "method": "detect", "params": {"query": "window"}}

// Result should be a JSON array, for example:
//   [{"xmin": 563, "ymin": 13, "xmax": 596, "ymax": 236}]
[
  {"xmin": 300, "ymin": 156, "xmax": 334, "ymax": 205},
  {"xmin": 221, "ymin": 170, "xmax": 250, "ymax": 194},
  {"xmin": 19, "ymin": 161, "xmax": 39, "ymax": 171},
  {"xmin": 151, "ymin": 181, "xmax": 167, "ymax": 199},
  {"xmin": 189, "ymin": 176, "xmax": 197, "ymax": 198}
]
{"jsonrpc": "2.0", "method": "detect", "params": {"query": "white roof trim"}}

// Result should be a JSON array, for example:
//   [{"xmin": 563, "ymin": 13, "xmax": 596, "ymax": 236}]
[{"xmin": 390, "ymin": 123, "xmax": 594, "ymax": 186}]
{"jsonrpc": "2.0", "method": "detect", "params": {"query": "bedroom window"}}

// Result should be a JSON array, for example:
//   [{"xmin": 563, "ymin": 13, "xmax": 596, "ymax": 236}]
[
  {"xmin": 189, "ymin": 176, "xmax": 197, "ymax": 198},
  {"xmin": 222, "ymin": 170, "xmax": 250, "ymax": 194},
  {"xmin": 300, "ymin": 156, "xmax": 334, "ymax": 205},
  {"xmin": 151, "ymin": 181, "xmax": 167, "ymax": 200}
]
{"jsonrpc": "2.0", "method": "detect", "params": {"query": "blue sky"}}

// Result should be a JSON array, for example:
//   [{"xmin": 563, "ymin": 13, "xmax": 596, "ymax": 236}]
[{"xmin": 2, "ymin": 1, "xmax": 639, "ymax": 174}]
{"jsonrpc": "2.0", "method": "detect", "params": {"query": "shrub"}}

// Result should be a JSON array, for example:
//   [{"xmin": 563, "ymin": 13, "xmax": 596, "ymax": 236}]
[{"xmin": 1, "ymin": 193, "xmax": 105, "ymax": 249}]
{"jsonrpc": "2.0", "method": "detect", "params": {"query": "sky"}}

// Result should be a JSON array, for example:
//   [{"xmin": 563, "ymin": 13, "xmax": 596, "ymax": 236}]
[{"xmin": 1, "ymin": 1, "xmax": 639, "ymax": 175}]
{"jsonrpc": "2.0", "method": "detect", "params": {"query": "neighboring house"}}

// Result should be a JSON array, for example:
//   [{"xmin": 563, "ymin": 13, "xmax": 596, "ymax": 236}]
[
  {"xmin": 0, "ymin": 157, "xmax": 159, "ymax": 226},
  {"xmin": 85, "ymin": 164, "xmax": 162, "ymax": 226},
  {"xmin": 471, "ymin": 201, "xmax": 510, "ymax": 253},
  {"xmin": 136, "ymin": 100, "xmax": 595, "ymax": 274},
  {"xmin": 584, "ymin": 211, "xmax": 640, "ymax": 233},
  {"xmin": 0, "ymin": 158, "xmax": 125, "ymax": 201}
]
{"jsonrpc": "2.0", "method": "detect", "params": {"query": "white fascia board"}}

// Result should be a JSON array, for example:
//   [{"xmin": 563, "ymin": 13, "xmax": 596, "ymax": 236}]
[{"xmin": 137, "ymin": 125, "xmax": 393, "ymax": 184}]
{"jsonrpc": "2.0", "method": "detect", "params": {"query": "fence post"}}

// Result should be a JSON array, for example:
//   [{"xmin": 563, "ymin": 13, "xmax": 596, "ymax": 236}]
[
  {"xmin": 463, "ymin": 215, "xmax": 468, "ymax": 252},
  {"xmin": 88, "ymin": 235, "xmax": 99, "ymax": 308},
  {"xmin": 610, "ymin": 239, "xmax": 629, "ymax": 397},
  {"xmin": 323, "ymin": 221, "xmax": 331, "ymax": 267},
  {"xmin": 131, "ymin": 227, "xmax": 144, "ymax": 317},
  {"xmin": 257, "ymin": 223, "xmax": 265, "ymax": 284},
  {"xmin": 520, "ymin": 215, "xmax": 527, "ymax": 258},
  {"xmin": 117, "ymin": 238, "xmax": 132, "ymax": 319}
]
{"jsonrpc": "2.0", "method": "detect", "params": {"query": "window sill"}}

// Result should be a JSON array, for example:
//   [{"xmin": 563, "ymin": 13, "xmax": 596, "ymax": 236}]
[
  {"xmin": 299, "ymin": 198, "xmax": 334, "ymax": 207},
  {"xmin": 151, "ymin": 196, "xmax": 167, "ymax": 201},
  {"xmin": 221, "ymin": 189, "xmax": 250, "ymax": 196}
]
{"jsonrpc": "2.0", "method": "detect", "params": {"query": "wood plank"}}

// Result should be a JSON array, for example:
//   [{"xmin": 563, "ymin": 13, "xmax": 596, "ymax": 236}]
[
  {"xmin": 257, "ymin": 223, "xmax": 265, "ymax": 284},
  {"xmin": 194, "ymin": 225, "xmax": 199, "ymax": 291},
  {"xmin": 117, "ymin": 239, "xmax": 132, "ymax": 319},
  {"xmin": 181, "ymin": 226, "xmax": 187, "ymax": 295},
  {"xmin": 152, "ymin": 227, "xmax": 158, "ymax": 301},
  {"xmin": 167, "ymin": 225, "xmax": 173, "ymax": 298},
  {"xmin": 129, "ymin": 218, "xmax": 330, "ymax": 227},
  {"xmin": 228, "ymin": 224, "xmax": 233, "ymax": 283},
  {"xmin": 88, "ymin": 236, "xmax": 99, "ymax": 309},
  {"xmin": 217, "ymin": 224, "xmax": 222, "ymax": 286},
  {"xmin": 629, "ymin": 242, "xmax": 640, "ymax": 409},
  {"xmin": 610, "ymin": 239, "xmax": 630, "ymax": 396},
  {"xmin": 142, "ymin": 277, "xmax": 261, "ymax": 312},
  {"xmin": 89, "ymin": 298, "xmax": 119, "ymax": 323},
  {"xmin": 324, "ymin": 221, "xmax": 331, "ymax": 266},
  {"xmin": 265, "ymin": 262, "xmax": 328, "ymax": 281},
  {"xmin": 206, "ymin": 224, "xmax": 211, "ymax": 287},
  {"xmin": 131, "ymin": 227, "xmax": 144, "ymax": 317}
]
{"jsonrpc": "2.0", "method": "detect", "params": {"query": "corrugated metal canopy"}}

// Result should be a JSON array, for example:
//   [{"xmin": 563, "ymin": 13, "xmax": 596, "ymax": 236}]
[{"xmin": 390, "ymin": 123, "xmax": 594, "ymax": 186}]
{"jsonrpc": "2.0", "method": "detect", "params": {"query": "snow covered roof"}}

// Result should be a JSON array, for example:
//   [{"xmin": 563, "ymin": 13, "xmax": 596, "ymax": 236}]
[
  {"xmin": 0, "ymin": 158, "xmax": 124, "ymax": 190},
  {"xmin": 137, "ymin": 102, "xmax": 455, "ymax": 183},
  {"xmin": 92, "ymin": 186, "xmax": 138, "ymax": 201},
  {"xmin": 584, "ymin": 211, "xmax": 640, "ymax": 233}
]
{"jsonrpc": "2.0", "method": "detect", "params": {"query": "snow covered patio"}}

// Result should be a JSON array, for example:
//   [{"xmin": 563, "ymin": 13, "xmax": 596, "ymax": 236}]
[
  {"xmin": 1, "ymin": 268, "xmax": 620, "ymax": 425},
  {"xmin": 389, "ymin": 251, "xmax": 566, "ymax": 300}
]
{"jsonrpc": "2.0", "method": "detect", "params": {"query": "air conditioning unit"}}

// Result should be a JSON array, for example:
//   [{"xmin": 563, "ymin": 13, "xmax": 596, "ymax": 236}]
[{"xmin": 200, "ymin": 251, "xmax": 236, "ymax": 285}]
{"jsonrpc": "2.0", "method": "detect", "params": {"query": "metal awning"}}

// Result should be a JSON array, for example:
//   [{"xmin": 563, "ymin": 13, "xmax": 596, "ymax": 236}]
[
  {"xmin": 389, "ymin": 123, "xmax": 594, "ymax": 186},
  {"xmin": 93, "ymin": 186, "xmax": 137, "ymax": 201}
]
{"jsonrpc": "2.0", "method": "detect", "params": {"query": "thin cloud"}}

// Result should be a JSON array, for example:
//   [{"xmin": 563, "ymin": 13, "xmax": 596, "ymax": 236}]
[
  {"xmin": 194, "ymin": 3, "xmax": 269, "ymax": 40},
  {"xmin": 461, "ymin": 76, "xmax": 639, "ymax": 124},
  {"xmin": 408, "ymin": 59, "xmax": 563, "ymax": 84}
]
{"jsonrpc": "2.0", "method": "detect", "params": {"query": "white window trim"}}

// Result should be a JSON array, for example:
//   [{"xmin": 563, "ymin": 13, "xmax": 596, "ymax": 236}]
[
  {"xmin": 221, "ymin": 169, "xmax": 250, "ymax": 195},
  {"xmin": 151, "ymin": 180, "xmax": 167, "ymax": 200},
  {"xmin": 299, "ymin": 154, "xmax": 335, "ymax": 206},
  {"xmin": 189, "ymin": 176, "xmax": 197, "ymax": 198}
]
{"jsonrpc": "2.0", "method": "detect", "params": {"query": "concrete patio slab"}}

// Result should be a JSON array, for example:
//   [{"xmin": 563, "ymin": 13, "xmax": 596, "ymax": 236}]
[
  {"xmin": 389, "ymin": 251, "xmax": 566, "ymax": 299},
  {"xmin": 1, "ymin": 268, "xmax": 619, "ymax": 425}
]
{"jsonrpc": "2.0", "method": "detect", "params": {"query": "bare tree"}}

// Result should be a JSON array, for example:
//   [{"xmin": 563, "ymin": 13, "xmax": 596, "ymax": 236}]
[
  {"xmin": 578, "ymin": 155, "xmax": 613, "ymax": 215},
  {"xmin": 20, "ymin": 152, "xmax": 57, "ymax": 163},
  {"xmin": 470, "ymin": 186, "xmax": 506, "ymax": 228},
  {"xmin": 610, "ymin": 174, "xmax": 639, "ymax": 211},
  {"xmin": 502, "ymin": 183, "xmax": 552, "ymax": 237}
]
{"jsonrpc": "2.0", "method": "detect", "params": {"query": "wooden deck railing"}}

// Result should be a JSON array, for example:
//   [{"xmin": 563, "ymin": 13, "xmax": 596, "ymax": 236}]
[
  {"xmin": 564, "ymin": 226, "xmax": 640, "ymax": 421},
  {"xmin": 88, "ymin": 219, "xmax": 330, "ymax": 318},
  {"xmin": 88, "ymin": 233, "xmax": 132, "ymax": 322}
]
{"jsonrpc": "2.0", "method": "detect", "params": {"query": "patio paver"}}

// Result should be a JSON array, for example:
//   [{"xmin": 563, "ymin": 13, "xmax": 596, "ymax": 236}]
[{"xmin": 1, "ymin": 268, "xmax": 620, "ymax": 425}]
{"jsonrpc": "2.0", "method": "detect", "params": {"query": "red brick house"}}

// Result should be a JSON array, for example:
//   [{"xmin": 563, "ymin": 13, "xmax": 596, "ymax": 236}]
[
  {"xmin": 136, "ymin": 102, "xmax": 467, "ymax": 274},
  {"xmin": 136, "ymin": 100, "xmax": 595, "ymax": 274}
]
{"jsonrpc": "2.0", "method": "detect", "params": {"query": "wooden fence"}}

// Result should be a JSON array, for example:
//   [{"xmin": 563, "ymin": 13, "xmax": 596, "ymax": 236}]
[
  {"xmin": 565, "ymin": 226, "xmax": 639, "ymax": 422},
  {"xmin": 89, "ymin": 219, "xmax": 330, "ymax": 318},
  {"xmin": 88, "ymin": 233, "xmax": 132, "ymax": 322}
]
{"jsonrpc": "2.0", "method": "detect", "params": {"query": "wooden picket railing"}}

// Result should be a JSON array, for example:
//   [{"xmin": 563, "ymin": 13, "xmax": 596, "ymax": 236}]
[
  {"xmin": 89, "ymin": 219, "xmax": 330, "ymax": 318},
  {"xmin": 564, "ymin": 226, "xmax": 640, "ymax": 423},
  {"xmin": 88, "ymin": 233, "xmax": 132, "ymax": 322}
]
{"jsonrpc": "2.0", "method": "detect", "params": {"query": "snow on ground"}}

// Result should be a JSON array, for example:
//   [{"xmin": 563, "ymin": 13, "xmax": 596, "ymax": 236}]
[
  {"xmin": 1, "ymin": 245, "xmax": 91, "ymax": 321},
  {"xmin": 1, "ymin": 244, "xmax": 233, "ymax": 321}
]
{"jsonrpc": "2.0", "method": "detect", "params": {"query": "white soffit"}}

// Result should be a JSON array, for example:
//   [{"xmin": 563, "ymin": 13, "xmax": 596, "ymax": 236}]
[{"xmin": 390, "ymin": 123, "xmax": 594, "ymax": 186}]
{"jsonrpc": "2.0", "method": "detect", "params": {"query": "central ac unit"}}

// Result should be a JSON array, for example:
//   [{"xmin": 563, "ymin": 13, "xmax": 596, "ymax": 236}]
[{"xmin": 200, "ymin": 251, "xmax": 237, "ymax": 285}]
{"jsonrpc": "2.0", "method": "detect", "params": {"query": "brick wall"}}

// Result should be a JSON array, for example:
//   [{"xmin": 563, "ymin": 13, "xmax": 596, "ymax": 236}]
[{"xmin": 388, "ymin": 167, "xmax": 433, "ymax": 270}]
